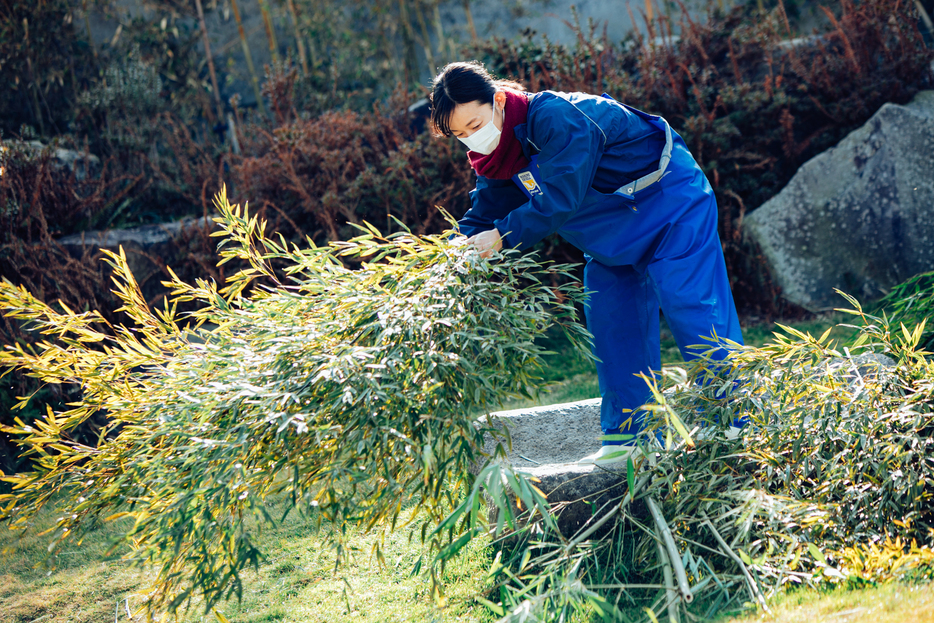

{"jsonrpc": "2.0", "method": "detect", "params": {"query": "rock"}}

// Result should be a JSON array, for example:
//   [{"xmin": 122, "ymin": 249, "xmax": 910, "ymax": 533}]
[
  {"xmin": 56, "ymin": 217, "xmax": 214, "ymax": 300},
  {"xmin": 406, "ymin": 98, "xmax": 431, "ymax": 134},
  {"xmin": 9, "ymin": 141, "xmax": 101, "ymax": 181},
  {"xmin": 483, "ymin": 398, "xmax": 641, "ymax": 536},
  {"xmin": 743, "ymin": 90, "xmax": 934, "ymax": 311}
]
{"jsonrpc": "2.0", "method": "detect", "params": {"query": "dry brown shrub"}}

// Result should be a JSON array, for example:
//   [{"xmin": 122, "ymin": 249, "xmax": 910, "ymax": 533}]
[
  {"xmin": 0, "ymin": 142, "xmax": 143, "ymax": 312},
  {"xmin": 231, "ymin": 105, "xmax": 473, "ymax": 246}
]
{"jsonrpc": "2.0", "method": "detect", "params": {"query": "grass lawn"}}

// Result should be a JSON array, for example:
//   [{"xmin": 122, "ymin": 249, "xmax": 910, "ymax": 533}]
[
  {"xmin": 717, "ymin": 582, "xmax": 934, "ymax": 623},
  {"xmin": 5, "ymin": 509, "xmax": 933, "ymax": 623},
  {"xmin": 0, "ymin": 501, "xmax": 497, "ymax": 623},
  {"xmin": 1, "ymin": 311, "xmax": 924, "ymax": 623}
]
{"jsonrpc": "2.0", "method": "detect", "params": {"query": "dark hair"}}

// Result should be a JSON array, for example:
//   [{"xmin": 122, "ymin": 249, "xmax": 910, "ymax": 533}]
[{"xmin": 429, "ymin": 61, "xmax": 525, "ymax": 137}]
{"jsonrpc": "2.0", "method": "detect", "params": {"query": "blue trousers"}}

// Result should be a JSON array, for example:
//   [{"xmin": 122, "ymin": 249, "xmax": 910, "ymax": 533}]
[{"xmin": 582, "ymin": 163, "xmax": 743, "ymax": 444}]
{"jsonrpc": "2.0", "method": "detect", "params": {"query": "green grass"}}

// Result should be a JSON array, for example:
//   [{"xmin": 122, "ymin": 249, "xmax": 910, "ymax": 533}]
[
  {"xmin": 0, "ymin": 510, "xmax": 154, "ymax": 623},
  {"xmin": 202, "ymin": 523, "xmax": 495, "ymax": 623},
  {"xmin": 5, "ymin": 511, "xmax": 933, "ymax": 623},
  {"xmin": 717, "ymin": 581, "xmax": 934, "ymax": 623},
  {"xmin": 0, "ymin": 501, "xmax": 496, "ymax": 623}
]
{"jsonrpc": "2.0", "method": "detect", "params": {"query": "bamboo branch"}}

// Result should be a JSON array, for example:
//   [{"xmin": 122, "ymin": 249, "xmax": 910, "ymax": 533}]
[
  {"xmin": 701, "ymin": 514, "xmax": 770, "ymax": 613},
  {"xmin": 22, "ymin": 18, "xmax": 45, "ymax": 136},
  {"xmin": 414, "ymin": 0, "xmax": 436, "ymax": 71},
  {"xmin": 432, "ymin": 0, "xmax": 445, "ymax": 62},
  {"xmin": 566, "ymin": 472, "xmax": 651, "ymax": 549},
  {"xmin": 916, "ymin": 0, "xmax": 934, "ymax": 33},
  {"xmin": 398, "ymin": 0, "xmax": 420, "ymax": 80},
  {"xmin": 226, "ymin": 113, "xmax": 242, "ymax": 155},
  {"xmin": 305, "ymin": 0, "xmax": 320, "ymax": 71},
  {"xmin": 82, "ymin": 0, "xmax": 98, "ymax": 60},
  {"xmin": 647, "ymin": 497, "xmax": 693, "ymax": 604}
]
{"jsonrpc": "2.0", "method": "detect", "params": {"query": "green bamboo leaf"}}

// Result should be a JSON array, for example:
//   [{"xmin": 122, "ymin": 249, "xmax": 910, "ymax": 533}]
[
  {"xmin": 475, "ymin": 595, "xmax": 505, "ymax": 616},
  {"xmin": 626, "ymin": 457, "xmax": 635, "ymax": 492},
  {"xmin": 807, "ymin": 542, "xmax": 828, "ymax": 566}
]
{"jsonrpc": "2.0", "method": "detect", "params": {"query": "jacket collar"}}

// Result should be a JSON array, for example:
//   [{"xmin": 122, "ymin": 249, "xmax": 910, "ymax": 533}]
[
  {"xmin": 512, "ymin": 93, "xmax": 541, "ymax": 161},
  {"xmin": 513, "ymin": 122, "xmax": 531, "ymax": 160}
]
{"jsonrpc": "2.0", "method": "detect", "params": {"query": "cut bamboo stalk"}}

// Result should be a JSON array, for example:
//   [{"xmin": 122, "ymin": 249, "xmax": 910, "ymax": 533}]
[
  {"xmin": 646, "ymin": 497, "xmax": 693, "ymax": 604},
  {"xmin": 655, "ymin": 537, "xmax": 681, "ymax": 623},
  {"xmin": 194, "ymin": 0, "xmax": 225, "ymax": 123},
  {"xmin": 285, "ymin": 0, "xmax": 308, "ymax": 77},
  {"xmin": 256, "ymin": 0, "xmax": 280, "ymax": 63},
  {"xmin": 229, "ymin": 0, "xmax": 267, "ymax": 116}
]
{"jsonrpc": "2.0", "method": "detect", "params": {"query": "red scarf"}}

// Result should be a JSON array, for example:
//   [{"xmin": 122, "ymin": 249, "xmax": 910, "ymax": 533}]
[{"xmin": 467, "ymin": 89, "xmax": 530, "ymax": 180}]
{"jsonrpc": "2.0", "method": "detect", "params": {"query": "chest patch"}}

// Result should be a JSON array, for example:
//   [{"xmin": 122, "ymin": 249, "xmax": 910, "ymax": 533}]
[
  {"xmin": 512, "ymin": 155, "xmax": 545, "ymax": 200},
  {"xmin": 518, "ymin": 171, "xmax": 543, "ymax": 196}
]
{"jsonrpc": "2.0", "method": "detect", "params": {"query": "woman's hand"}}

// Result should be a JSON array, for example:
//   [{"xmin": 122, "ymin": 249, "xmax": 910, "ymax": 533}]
[{"xmin": 466, "ymin": 229, "xmax": 503, "ymax": 258}]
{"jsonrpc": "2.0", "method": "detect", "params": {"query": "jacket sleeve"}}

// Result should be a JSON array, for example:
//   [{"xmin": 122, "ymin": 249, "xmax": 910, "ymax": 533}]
[
  {"xmin": 492, "ymin": 99, "xmax": 607, "ymax": 250},
  {"xmin": 458, "ymin": 174, "xmax": 528, "ymax": 238}
]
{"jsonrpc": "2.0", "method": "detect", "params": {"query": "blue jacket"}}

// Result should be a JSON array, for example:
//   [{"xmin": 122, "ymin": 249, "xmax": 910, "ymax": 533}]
[
  {"xmin": 458, "ymin": 90, "xmax": 712, "ymax": 270},
  {"xmin": 457, "ymin": 90, "xmax": 744, "ymax": 441}
]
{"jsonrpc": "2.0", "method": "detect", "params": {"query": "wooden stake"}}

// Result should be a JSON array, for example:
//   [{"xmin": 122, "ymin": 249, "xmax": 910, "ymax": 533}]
[
  {"xmin": 194, "ymin": 0, "xmax": 225, "ymax": 123},
  {"xmin": 285, "ymin": 0, "xmax": 308, "ymax": 77},
  {"xmin": 414, "ymin": 0, "xmax": 436, "ymax": 72},
  {"xmin": 229, "ymin": 0, "xmax": 268, "ymax": 116},
  {"xmin": 256, "ymin": 0, "xmax": 280, "ymax": 63},
  {"xmin": 462, "ymin": 0, "xmax": 478, "ymax": 42},
  {"xmin": 82, "ymin": 0, "xmax": 98, "ymax": 60}
]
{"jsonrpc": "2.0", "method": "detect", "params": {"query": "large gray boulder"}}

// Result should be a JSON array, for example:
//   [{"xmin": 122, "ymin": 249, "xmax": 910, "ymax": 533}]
[{"xmin": 744, "ymin": 90, "xmax": 934, "ymax": 311}]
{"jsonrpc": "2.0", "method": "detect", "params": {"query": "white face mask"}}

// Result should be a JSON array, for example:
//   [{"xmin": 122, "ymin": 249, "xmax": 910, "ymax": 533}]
[{"xmin": 457, "ymin": 94, "xmax": 502, "ymax": 155}]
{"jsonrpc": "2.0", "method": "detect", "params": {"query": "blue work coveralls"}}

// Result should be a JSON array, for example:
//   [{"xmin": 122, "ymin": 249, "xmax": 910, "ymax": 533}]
[{"xmin": 457, "ymin": 90, "xmax": 743, "ymax": 444}]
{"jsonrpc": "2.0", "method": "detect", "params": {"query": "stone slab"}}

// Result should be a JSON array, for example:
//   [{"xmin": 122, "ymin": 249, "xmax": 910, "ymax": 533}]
[{"xmin": 483, "ymin": 398, "xmax": 637, "ymax": 535}]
